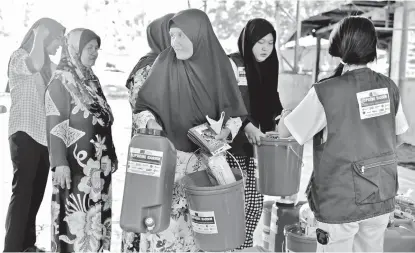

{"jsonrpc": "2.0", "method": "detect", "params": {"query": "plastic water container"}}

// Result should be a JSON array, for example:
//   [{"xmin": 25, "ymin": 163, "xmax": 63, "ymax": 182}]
[
  {"xmin": 269, "ymin": 201, "xmax": 306, "ymax": 252},
  {"xmin": 254, "ymin": 137, "xmax": 303, "ymax": 196},
  {"xmin": 283, "ymin": 216, "xmax": 415, "ymax": 252},
  {"xmin": 120, "ymin": 129, "xmax": 177, "ymax": 234},
  {"xmin": 384, "ymin": 219, "xmax": 415, "ymax": 252},
  {"xmin": 262, "ymin": 201, "xmax": 274, "ymax": 249},
  {"xmin": 183, "ymin": 168, "xmax": 245, "ymax": 251},
  {"xmin": 284, "ymin": 223, "xmax": 317, "ymax": 252}
]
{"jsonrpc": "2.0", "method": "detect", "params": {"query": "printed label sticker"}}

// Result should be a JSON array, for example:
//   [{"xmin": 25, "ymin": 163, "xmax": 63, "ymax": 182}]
[
  {"xmin": 189, "ymin": 209, "xmax": 218, "ymax": 234},
  {"xmin": 127, "ymin": 147, "xmax": 163, "ymax": 177},
  {"xmin": 356, "ymin": 88, "xmax": 391, "ymax": 120},
  {"xmin": 238, "ymin": 67, "xmax": 248, "ymax": 86}
]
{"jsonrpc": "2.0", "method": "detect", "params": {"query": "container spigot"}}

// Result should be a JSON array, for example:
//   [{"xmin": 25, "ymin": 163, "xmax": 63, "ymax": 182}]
[{"xmin": 145, "ymin": 217, "xmax": 155, "ymax": 232}]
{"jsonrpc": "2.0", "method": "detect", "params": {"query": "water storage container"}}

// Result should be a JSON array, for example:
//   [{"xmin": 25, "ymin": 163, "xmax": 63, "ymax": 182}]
[
  {"xmin": 262, "ymin": 201, "xmax": 274, "ymax": 249},
  {"xmin": 120, "ymin": 128, "xmax": 177, "ymax": 234},
  {"xmin": 268, "ymin": 201, "xmax": 306, "ymax": 252},
  {"xmin": 254, "ymin": 137, "xmax": 303, "ymax": 196},
  {"xmin": 284, "ymin": 223, "xmax": 317, "ymax": 252},
  {"xmin": 183, "ymin": 168, "xmax": 245, "ymax": 252},
  {"xmin": 384, "ymin": 219, "xmax": 415, "ymax": 252}
]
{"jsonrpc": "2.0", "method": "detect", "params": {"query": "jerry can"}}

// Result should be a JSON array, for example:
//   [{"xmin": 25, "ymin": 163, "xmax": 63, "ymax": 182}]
[
  {"xmin": 384, "ymin": 219, "xmax": 415, "ymax": 252},
  {"xmin": 120, "ymin": 128, "xmax": 177, "ymax": 234},
  {"xmin": 268, "ymin": 200, "xmax": 307, "ymax": 252}
]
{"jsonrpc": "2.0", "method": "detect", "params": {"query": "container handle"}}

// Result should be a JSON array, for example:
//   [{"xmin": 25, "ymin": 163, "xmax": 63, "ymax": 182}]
[
  {"xmin": 288, "ymin": 146, "xmax": 305, "ymax": 168},
  {"xmin": 184, "ymin": 148, "xmax": 246, "ymax": 187},
  {"xmin": 281, "ymin": 239, "xmax": 285, "ymax": 252}
]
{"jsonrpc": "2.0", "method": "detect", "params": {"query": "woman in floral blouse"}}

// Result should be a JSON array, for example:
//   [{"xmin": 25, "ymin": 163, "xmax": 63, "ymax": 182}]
[
  {"xmin": 133, "ymin": 9, "xmax": 247, "ymax": 252},
  {"xmin": 125, "ymin": 13, "xmax": 174, "ymax": 138},
  {"xmin": 46, "ymin": 28, "xmax": 117, "ymax": 253}
]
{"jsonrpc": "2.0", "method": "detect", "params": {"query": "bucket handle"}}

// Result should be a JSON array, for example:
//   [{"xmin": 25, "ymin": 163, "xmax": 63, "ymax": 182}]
[
  {"xmin": 282, "ymin": 239, "xmax": 285, "ymax": 252},
  {"xmin": 288, "ymin": 145, "xmax": 305, "ymax": 168},
  {"xmin": 184, "ymin": 148, "xmax": 246, "ymax": 187}
]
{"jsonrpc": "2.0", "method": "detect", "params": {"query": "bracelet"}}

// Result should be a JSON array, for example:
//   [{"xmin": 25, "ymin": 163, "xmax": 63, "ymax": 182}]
[{"xmin": 281, "ymin": 109, "xmax": 292, "ymax": 116}]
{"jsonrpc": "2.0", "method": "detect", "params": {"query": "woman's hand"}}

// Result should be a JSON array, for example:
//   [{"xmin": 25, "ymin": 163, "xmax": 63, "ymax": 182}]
[
  {"xmin": 215, "ymin": 127, "xmax": 231, "ymax": 141},
  {"xmin": 244, "ymin": 123, "xmax": 265, "ymax": 146},
  {"xmin": 277, "ymin": 109, "xmax": 293, "ymax": 138},
  {"xmin": 53, "ymin": 165, "xmax": 71, "ymax": 189},
  {"xmin": 147, "ymin": 119, "xmax": 163, "ymax": 130}
]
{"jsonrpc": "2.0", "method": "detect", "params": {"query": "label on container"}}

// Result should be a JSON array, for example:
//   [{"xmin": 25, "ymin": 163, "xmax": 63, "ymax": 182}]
[
  {"xmin": 356, "ymin": 88, "xmax": 390, "ymax": 120},
  {"xmin": 189, "ymin": 210, "xmax": 218, "ymax": 234},
  {"xmin": 127, "ymin": 147, "xmax": 163, "ymax": 177},
  {"xmin": 262, "ymin": 231, "xmax": 270, "ymax": 243}
]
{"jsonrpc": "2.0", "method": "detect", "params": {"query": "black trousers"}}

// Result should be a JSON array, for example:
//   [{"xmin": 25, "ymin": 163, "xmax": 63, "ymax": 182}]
[{"xmin": 4, "ymin": 131, "xmax": 50, "ymax": 252}]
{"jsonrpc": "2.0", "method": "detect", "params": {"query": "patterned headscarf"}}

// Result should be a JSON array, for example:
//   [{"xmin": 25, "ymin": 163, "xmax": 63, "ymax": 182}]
[{"xmin": 50, "ymin": 28, "xmax": 113, "ymax": 127}]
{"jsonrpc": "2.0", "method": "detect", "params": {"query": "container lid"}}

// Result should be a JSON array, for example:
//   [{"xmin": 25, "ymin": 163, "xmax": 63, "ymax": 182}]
[
  {"xmin": 260, "ymin": 136, "xmax": 300, "ymax": 145},
  {"xmin": 136, "ymin": 128, "xmax": 166, "ymax": 137},
  {"xmin": 276, "ymin": 201, "xmax": 295, "ymax": 208}
]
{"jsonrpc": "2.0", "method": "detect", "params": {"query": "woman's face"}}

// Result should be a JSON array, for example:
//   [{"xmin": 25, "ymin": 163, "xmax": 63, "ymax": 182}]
[
  {"xmin": 80, "ymin": 39, "xmax": 99, "ymax": 67},
  {"xmin": 252, "ymin": 33, "xmax": 274, "ymax": 62},
  {"xmin": 46, "ymin": 31, "xmax": 64, "ymax": 56},
  {"xmin": 170, "ymin": 27, "xmax": 193, "ymax": 60}
]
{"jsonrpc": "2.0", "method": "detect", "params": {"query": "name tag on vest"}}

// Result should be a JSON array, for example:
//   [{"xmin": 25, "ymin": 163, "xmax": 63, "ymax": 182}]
[
  {"xmin": 356, "ymin": 88, "xmax": 391, "ymax": 120},
  {"xmin": 237, "ymin": 67, "xmax": 248, "ymax": 86}
]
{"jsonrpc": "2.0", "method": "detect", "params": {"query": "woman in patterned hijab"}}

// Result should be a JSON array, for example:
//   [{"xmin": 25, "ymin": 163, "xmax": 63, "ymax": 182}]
[{"xmin": 46, "ymin": 28, "xmax": 116, "ymax": 253}]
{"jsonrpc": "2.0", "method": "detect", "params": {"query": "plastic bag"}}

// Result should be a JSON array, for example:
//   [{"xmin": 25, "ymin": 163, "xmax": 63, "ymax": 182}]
[{"xmin": 200, "ymin": 152, "xmax": 236, "ymax": 186}]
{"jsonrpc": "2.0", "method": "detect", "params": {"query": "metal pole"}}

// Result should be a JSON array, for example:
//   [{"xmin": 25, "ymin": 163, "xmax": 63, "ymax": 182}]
[
  {"xmin": 398, "ymin": 0, "xmax": 409, "ymax": 85},
  {"xmin": 203, "ymin": 0, "xmax": 207, "ymax": 13},
  {"xmin": 314, "ymin": 36, "xmax": 321, "ymax": 83},
  {"xmin": 294, "ymin": 0, "xmax": 301, "ymax": 73},
  {"xmin": 388, "ymin": 40, "xmax": 392, "ymax": 77},
  {"xmin": 275, "ymin": 0, "xmax": 282, "ymax": 72}
]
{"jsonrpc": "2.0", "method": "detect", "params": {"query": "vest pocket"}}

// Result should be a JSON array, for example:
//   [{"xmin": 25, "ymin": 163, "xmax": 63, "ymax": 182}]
[{"xmin": 352, "ymin": 153, "xmax": 398, "ymax": 205}]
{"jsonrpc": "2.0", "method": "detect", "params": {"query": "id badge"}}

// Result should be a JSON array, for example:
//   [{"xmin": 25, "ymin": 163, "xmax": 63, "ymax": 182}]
[{"xmin": 237, "ymin": 67, "xmax": 248, "ymax": 86}]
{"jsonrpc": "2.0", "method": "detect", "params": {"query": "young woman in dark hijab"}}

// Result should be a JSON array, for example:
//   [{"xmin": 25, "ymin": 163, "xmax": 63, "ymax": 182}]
[
  {"xmin": 228, "ymin": 18, "xmax": 282, "ymax": 249},
  {"xmin": 134, "ymin": 9, "xmax": 247, "ymax": 252},
  {"xmin": 121, "ymin": 13, "xmax": 174, "ymax": 252},
  {"xmin": 125, "ymin": 13, "xmax": 174, "ymax": 139}
]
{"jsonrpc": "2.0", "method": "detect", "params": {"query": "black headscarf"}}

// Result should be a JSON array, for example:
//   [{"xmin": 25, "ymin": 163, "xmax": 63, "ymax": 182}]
[
  {"xmin": 135, "ymin": 9, "xmax": 247, "ymax": 152},
  {"xmin": 125, "ymin": 13, "xmax": 174, "ymax": 90},
  {"xmin": 237, "ymin": 18, "xmax": 281, "ymax": 132}
]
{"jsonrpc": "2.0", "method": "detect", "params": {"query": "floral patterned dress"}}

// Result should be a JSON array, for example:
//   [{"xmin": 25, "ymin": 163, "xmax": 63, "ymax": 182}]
[
  {"xmin": 46, "ymin": 74, "xmax": 116, "ymax": 253},
  {"xmin": 121, "ymin": 64, "xmax": 242, "ymax": 252},
  {"xmin": 127, "ymin": 64, "xmax": 152, "ymax": 138}
]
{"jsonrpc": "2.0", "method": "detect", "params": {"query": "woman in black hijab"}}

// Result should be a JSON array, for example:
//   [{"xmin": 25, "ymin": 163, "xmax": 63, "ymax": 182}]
[{"xmin": 228, "ymin": 18, "xmax": 282, "ymax": 249}]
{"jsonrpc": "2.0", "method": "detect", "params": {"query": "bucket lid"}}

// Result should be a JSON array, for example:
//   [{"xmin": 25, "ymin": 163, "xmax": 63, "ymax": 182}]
[
  {"xmin": 259, "ymin": 136, "xmax": 300, "ymax": 145},
  {"xmin": 136, "ymin": 128, "xmax": 166, "ymax": 137},
  {"xmin": 276, "ymin": 201, "xmax": 295, "ymax": 208}
]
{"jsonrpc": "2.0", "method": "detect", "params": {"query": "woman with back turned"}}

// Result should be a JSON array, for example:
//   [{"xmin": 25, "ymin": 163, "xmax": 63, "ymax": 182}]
[{"xmin": 278, "ymin": 16, "xmax": 408, "ymax": 252}]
